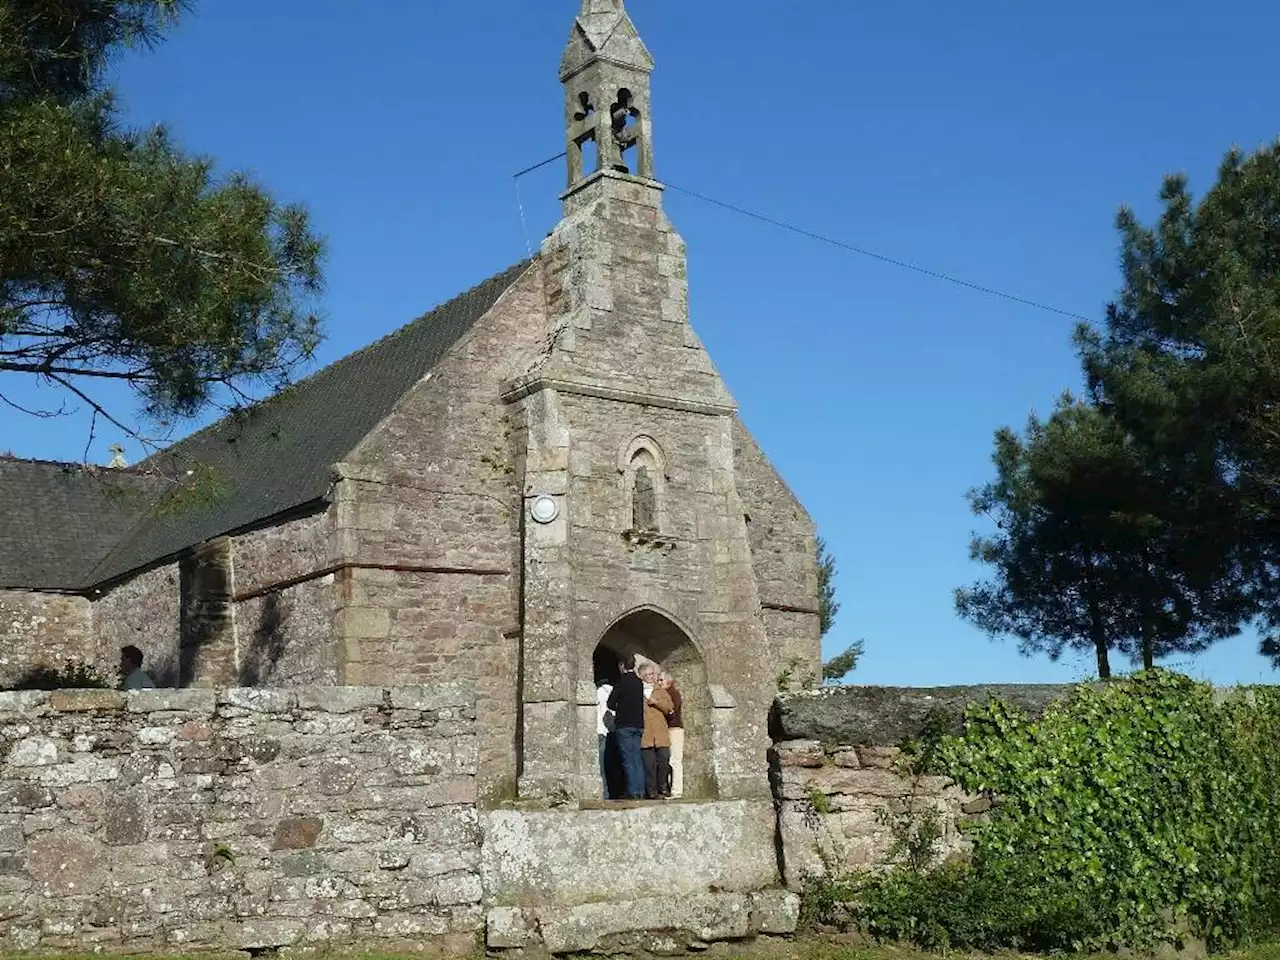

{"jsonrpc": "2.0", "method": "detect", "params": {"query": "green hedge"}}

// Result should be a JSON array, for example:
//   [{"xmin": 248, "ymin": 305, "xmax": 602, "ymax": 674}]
[{"xmin": 852, "ymin": 671, "xmax": 1280, "ymax": 952}]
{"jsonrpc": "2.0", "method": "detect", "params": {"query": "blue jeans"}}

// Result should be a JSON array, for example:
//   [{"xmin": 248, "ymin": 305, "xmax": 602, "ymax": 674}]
[
  {"xmin": 615, "ymin": 727, "xmax": 645, "ymax": 799},
  {"xmin": 598, "ymin": 734, "xmax": 610, "ymax": 800}
]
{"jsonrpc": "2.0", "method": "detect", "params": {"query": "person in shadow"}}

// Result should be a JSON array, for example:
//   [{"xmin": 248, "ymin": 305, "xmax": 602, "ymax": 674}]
[{"xmin": 607, "ymin": 654, "xmax": 646, "ymax": 800}]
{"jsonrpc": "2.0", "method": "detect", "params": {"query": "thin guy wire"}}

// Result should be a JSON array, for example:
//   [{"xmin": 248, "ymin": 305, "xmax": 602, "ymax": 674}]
[
  {"xmin": 512, "ymin": 151, "xmax": 1092, "ymax": 324},
  {"xmin": 515, "ymin": 177, "xmax": 534, "ymax": 259}
]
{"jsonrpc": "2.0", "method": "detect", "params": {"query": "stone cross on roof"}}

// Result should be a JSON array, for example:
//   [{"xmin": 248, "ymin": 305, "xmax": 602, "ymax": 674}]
[{"xmin": 561, "ymin": 0, "xmax": 654, "ymax": 80}]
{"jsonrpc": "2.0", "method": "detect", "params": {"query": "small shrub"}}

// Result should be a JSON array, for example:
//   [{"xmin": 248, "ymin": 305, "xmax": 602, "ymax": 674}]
[
  {"xmin": 856, "ymin": 860, "xmax": 1104, "ymax": 952},
  {"xmin": 798, "ymin": 874, "xmax": 861, "ymax": 932},
  {"xmin": 6, "ymin": 659, "xmax": 113, "ymax": 691}
]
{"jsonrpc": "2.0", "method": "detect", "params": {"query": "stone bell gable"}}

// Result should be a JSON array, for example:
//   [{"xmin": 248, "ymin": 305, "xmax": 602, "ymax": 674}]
[{"xmin": 0, "ymin": 0, "xmax": 821, "ymax": 807}]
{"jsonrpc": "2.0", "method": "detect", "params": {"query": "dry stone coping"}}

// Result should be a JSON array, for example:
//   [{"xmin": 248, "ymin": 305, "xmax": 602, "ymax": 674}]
[
  {"xmin": 0, "ymin": 690, "xmax": 51, "ymax": 714},
  {"xmin": 126, "ymin": 688, "xmax": 217, "ymax": 714},
  {"xmin": 772, "ymin": 683, "xmax": 1076, "ymax": 747},
  {"xmin": 219, "ymin": 688, "xmax": 298, "ymax": 713},
  {"xmin": 296, "ymin": 687, "xmax": 387, "ymax": 713},
  {"xmin": 0, "ymin": 685, "xmax": 474, "ymax": 721},
  {"xmin": 50, "ymin": 689, "xmax": 125, "ymax": 712},
  {"xmin": 389, "ymin": 682, "xmax": 475, "ymax": 712}
]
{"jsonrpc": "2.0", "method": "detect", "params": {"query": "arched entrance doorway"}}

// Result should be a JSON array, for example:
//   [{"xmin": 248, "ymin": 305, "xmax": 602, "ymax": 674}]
[{"xmin": 592, "ymin": 608, "xmax": 716, "ymax": 800}]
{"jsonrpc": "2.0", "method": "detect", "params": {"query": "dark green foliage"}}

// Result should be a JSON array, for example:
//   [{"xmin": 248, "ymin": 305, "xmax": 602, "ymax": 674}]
[
  {"xmin": 6, "ymin": 658, "xmax": 113, "ymax": 690},
  {"xmin": 856, "ymin": 862, "xmax": 1096, "ymax": 953},
  {"xmin": 850, "ymin": 672, "xmax": 1280, "ymax": 952},
  {"xmin": 817, "ymin": 536, "xmax": 839, "ymax": 637},
  {"xmin": 957, "ymin": 397, "xmax": 1250, "ymax": 678},
  {"xmin": 1, "ymin": 0, "xmax": 324, "ymax": 429},
  {"xmin": 1077, "ymin": 141, "xmax": 1280, "ymax": 664},
  {"xmin": 822, "ymin": 640, "xmax": 863, "ymax": 682}
]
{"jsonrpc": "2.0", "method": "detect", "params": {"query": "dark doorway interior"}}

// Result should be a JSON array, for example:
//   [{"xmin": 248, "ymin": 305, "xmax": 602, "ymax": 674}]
[{"xmin": 592, "ymin": 609, "xmax": 717, "ymax": 800}]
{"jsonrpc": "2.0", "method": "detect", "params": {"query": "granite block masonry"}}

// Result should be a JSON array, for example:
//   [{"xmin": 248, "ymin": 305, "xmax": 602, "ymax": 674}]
[
  {"xmin": 0, "ymin": 684, "xmax": 801, "ymax": 956},
  {"xmin": 0, "ymin": 684, "xmax": 485, "ymax": 954}
]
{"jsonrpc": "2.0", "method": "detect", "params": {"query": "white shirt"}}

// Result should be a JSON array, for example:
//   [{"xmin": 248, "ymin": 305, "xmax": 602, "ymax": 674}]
[
  {"xmin": 124, "ymin": 668, "xmax": 155, "ymax": 691},
  {"xmin": 596, "ymin": 684, "xmax": 615, "ymax": 735}
]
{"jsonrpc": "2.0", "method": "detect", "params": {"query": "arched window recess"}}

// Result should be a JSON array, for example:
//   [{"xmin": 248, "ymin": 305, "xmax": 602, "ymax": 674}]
[{"xmin": 619, "ymin": 435, "xmax": 676, "ymax": 549}]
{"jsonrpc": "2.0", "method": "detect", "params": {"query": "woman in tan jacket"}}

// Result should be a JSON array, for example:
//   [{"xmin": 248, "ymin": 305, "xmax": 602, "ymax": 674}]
[{"xmin": 640, "ymin": 664, "xmax": 675, "ymax": 799}]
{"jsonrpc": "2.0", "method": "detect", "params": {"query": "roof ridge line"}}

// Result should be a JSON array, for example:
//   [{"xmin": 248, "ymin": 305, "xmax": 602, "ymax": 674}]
[{"xmin": 0, "ymin": 454, "xmax": 160, "ymax": 477}]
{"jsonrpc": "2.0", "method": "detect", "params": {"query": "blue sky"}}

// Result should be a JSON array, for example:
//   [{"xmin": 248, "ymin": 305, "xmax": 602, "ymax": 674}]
[{"xmin": 5, "ymin": 0, "xmax": 1279, "ymax": 685}]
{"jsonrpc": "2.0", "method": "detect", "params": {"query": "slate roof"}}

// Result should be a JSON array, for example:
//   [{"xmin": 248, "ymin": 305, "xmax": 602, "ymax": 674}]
[
  {"xmin": 0, "ymin": 459, "xmax": 167, "ymax": 590},
  {"xmin": 2, "ymin": 260, "xmax": 531, "ymax": 592}
]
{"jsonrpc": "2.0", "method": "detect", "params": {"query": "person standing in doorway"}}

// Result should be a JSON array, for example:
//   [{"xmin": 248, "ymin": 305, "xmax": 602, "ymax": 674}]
[
  {"xmin": 640, "ymin": 664, "xmax": 674, "ymax": 799},
  {"xmin": 596, "ymin": 677, "xmax": 616, "ymax": 800},
  {"xmin": 660, "ymin": 671, "xmax": 684, "ymax": 799},
  {"xmin": 607, "ymin": 654, "xmax": 646, "ymax": 800},
  {"xmin": 120, "ymin": 646, "xmax": 155, "ymax": 690}
]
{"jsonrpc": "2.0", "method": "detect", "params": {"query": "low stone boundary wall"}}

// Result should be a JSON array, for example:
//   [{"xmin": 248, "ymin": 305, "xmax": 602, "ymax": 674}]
[
  {"xmin": 0, "ymin": 680, "xmax": 1093, "ymax": 954},
  {"xmin": 0, "ymin": 685, "xmax": 481, "ymax": 954},
  {"xmin": 770, "ymin": 684, "xmax": 1073, "ymax": 887}
]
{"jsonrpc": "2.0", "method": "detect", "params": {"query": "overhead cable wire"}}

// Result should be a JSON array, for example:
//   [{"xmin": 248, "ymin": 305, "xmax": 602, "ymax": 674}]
[{"xmin": 513, "ymin": 152, "xmax": 1093, "ymax": 324}]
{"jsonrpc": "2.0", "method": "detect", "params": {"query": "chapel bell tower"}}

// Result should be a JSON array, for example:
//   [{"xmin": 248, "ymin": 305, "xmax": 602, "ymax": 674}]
[{"xmin": 561, "ymin": 0, "xmax": 656, "ymax": 190}]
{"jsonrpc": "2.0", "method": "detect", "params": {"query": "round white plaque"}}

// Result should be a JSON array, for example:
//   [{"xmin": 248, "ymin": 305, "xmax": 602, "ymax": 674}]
[{"xmin": 530, "ymin": 495, "xmax": 560, "ymax": 524}]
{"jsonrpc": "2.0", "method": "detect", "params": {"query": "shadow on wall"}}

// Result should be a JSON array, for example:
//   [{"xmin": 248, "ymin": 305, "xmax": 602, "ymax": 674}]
[
  {"xmin": 239, "ymin": 591, "xmax": 287, "ymax": 686},
  {"xmin": 3, "ymin": 653, "xmax": 179, "ymax": 691}
]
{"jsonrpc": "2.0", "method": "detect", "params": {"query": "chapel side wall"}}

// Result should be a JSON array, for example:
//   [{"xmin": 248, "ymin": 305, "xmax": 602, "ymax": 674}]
[
  {"xmin": 732, "ymin": 419, "xmax": 821, "ymax": 685},
  {"xmin": 340, "ymin": 264, "xmax": 548, "ymax": 802},
  {"xmin": 231, "ymin": 512, "xmax": 340, "ymax": 687},
  {"xmin": 91, "ymin": 564, "xmax": 182, "ymax": 686},
  {"xmin": 556, "ymin": 394, "xmax": 776, "ymax": 800},
  {"xmin": 0, "ymin": 591, "xmax": 96, "ymax": 688},
  {"xmin": 0, "ymin": 685, "xmax": 482, "ymax": 954}
]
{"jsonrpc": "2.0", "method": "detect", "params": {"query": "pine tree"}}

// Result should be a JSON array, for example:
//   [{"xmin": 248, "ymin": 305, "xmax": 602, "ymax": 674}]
[
  {"xmin": 1077, "ymin": 141, "xmax": 1280, "ymax": 662},
  {"xmin": 817, "ymin": 535, "xmax": 839, "ymax": 638},
  {"xmin": 0, "ymin": 0, "xmax": 324, "ymax": 439},
  {"xmin": 957, "ymin": 397, "xmax": 1248, "ymax": 677}
]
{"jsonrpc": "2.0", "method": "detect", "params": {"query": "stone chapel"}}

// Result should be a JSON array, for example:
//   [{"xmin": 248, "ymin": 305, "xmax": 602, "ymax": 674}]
[{"xmin": 0, "ymin": 0, "xmax": 820, "ymax": 802}]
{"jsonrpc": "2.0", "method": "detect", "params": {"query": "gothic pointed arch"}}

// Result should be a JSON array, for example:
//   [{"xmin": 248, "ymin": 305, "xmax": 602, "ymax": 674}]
[{"xmin": 592, "ymin": 605, "xmax": 717, "ymax": 799}]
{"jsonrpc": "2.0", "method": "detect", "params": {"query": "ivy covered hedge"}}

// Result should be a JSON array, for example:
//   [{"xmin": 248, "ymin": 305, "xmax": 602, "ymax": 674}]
[{"xmin": 850, "ymin": 672, "xmax": 1280, "ymax": 951}]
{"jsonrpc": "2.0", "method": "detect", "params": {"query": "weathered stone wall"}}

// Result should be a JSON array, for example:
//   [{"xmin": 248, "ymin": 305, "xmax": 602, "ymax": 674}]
[
  {"xmin": 0, "ymin": 683, "xmax": 482, "ymax": 954},
  {"xmin": 773, "ymin": 737, "xmax": 983, "ymax": 885},
  {"xmin": 232, "ymin": 512, "xmax": 333, "ymax": 595},
  {"xmin": 0, "ymin": 592, "xmax": 95, "ymax": 688},
  {"xmin": 232, "ymin": 514, "xmax": 340, "ymax": 688},
  {"xmin": 511, "ymin": 171, "xmax": 790, "ymax": 804},
  {"xmin": 552, "ymin": 393, "xmax": 775, "ymax": 802},
  {"xmin": 771, "ymin": 684, "xmax": 1074, "ymax": 888},
  {"xmin": 91, "ymin": 565, "xmax": 182, "ymax": 686},
  {"xmin": 236, "ymin": 580, "xmax": 339, "ymax": 688},
  {"xmin": 483, "ymin": 801, "xmax": 797, "ymax": 954},
  {"xmin": 341, "ymin": 264, "xmax": 546, "ymax": 801},
  {"xmin": 733, "ymin": 420, "xmax": 821, "ymax": 685}
]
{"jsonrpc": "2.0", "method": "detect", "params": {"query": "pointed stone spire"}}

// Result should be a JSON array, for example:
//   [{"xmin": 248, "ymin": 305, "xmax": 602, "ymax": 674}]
[
  {"xmin": 576, "ymin": 0, "xmax": 624, "ymax": 46},
  {"xmin": 561, "ymin": 0, "xmax": 653, "ymax": 80}
]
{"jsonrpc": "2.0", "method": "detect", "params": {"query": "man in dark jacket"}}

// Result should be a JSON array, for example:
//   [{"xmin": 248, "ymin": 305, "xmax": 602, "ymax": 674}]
[{"xmin": 607, "ymin": 653, "xmax": 646, "ymax": 800}]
